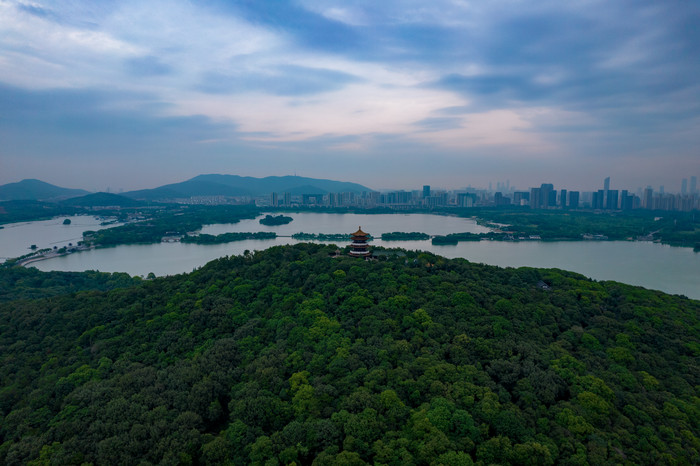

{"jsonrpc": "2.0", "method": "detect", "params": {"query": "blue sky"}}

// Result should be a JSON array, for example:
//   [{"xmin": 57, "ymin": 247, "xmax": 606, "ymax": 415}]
[{"xmin": 1, "ymin": 0, "xmax": 698, "ymax": 192}]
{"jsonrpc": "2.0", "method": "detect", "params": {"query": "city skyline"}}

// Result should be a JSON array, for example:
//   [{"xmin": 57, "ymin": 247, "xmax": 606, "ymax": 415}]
[
  {"xmin": 2, "ymin": 173, "xmax": 698, "ymax": 201},
  {"xmin": 1, "ymin": 1, "xmax": 699, "ymax": 191}
]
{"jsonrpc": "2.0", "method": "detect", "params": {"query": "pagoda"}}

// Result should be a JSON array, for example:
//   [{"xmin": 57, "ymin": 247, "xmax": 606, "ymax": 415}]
[{"xmin": 348, "ymin": 226, "xmax": 372, "ymax": 258}]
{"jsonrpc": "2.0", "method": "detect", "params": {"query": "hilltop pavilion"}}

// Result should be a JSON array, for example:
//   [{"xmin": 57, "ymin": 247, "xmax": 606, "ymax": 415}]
[{"xmin": 348, "ymin": 227, "xmax": 372, "ymax": 258}]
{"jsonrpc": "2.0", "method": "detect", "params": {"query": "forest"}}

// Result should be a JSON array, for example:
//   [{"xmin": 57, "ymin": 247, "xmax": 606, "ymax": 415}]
[
  {"xmin": 461, "ymin": 208, "xmax": 700, "ymax": 248},
  {"xmin": 381, "ymin": 232, "xmax": 430, "ymax": 241},
  {"xmin": 83, "ymin": 205, "xmax": 260, "ymax": 247},
  {"xmin": 260, "ymin": 215, "xmax": 294, "ymax": 226},
  {"xmin": 0, "ymin": 243, "xmax": 698, "ymax": 465},
  {"xmin": 182, "ymin": 232, "xmax": 277, "ymax": 245}
]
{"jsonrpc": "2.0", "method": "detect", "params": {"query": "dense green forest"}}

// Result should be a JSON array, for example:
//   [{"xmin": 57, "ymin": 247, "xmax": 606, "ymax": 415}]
[
  {"xmin": 381, "ymin": 232, "xmax": 430, "ymax": 241},
  {"xmin": 0, "ymin": 267, "xmax": 140, "ymax": 302},
  {"xmin": 260, "ymin": 215, "xmax": 293, "ymax": 226},
  {"xmin": 182, "ymin": 232, "xmax": 277, "ymax": 245},
  {"xmin": 291, "ymin": 233, "xmax": 370, "ymax": 241},
  {"xmin": 83, "ymin": 205, "xmax": 260, "ymax": 247},
  {"xmin": 0, "ymin": 200, "xmax": 81, "ymax": 225},
  {"xmin": 1, "ymin": 244, "xmax": 698, "ymax": 465},
  {"xmin": 461, "ymin": 208, "xmax": 700, "ymax": 248}
]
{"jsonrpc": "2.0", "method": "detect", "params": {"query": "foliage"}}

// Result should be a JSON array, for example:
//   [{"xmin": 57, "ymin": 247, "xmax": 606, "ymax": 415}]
[
  {"xmin": 0, "ymin": 200, "xmax": 81, "ymax": 225},
  {"xmin": 259, "ymin": 214, "xmax": 293, "ymax": 226},
  {"xmin": 0, "ymin": 244, "xmax": 698, "ymax": 465},
  {"xmin": 464, "ymin": 208, "xmax": 700, "ymax": 248},
  {"xmin": 381, "ymin": 232, "xmax": 430, "ymax": 240},
  {"xmin": 84, "ymin": 205, "xmax": 259, "ymax": 246},
  {"xmin": 182, "ymin": 232, "xmax": 276, "ymax": 244},
  {"xmin": 432, "ymin": 232, "xmax": 485, "ymax": 244},
  {"xmin": 0, "ymin": 266, "xmax": 140, "ymax": 302},
  {"xmin": 292, "ymin": 232, "xmax": 373, "ymax": 241}
]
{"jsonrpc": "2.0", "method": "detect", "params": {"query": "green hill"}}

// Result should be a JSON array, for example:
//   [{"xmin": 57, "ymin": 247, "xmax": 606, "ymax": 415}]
[
  {"xmin": 62, "ymin": 192, "xmax": 143, "ymax": 207},
  {"xmin": 0, "ymin": 244, "xmax": 698, "ymax": 464},
  {"xmin": 0, "ymin": 179, "xmax": 89, "ymax": 201},
  {"xmin": 124, "ymin": 174, "xmax": 372, "ymax": 200}
]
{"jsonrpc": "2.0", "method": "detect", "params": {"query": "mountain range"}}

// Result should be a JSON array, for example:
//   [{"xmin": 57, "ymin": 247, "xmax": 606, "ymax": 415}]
[
  {"xmin": 0, "ymin": 179, "xmax": 89, "ymax": 201},
  {"xmin": 0, "ymin": 175, "xmax": 372, "ymax": 202}
]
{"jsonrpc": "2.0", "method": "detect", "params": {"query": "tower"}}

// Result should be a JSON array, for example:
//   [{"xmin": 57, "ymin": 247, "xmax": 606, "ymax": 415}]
[{"xmin": 348, "ymin": 227, "xmax": 371, "ymax": 258}]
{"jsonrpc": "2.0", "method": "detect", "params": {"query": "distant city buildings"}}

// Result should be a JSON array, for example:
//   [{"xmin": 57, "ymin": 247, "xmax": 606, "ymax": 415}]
[{"xmin": 207, "ymin": 176, "xmax": 700, "ymax": 212}]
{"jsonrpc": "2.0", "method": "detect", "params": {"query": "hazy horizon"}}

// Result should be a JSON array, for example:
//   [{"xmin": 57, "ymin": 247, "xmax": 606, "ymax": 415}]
[
  {"xmin": 1, "ymin": 1, "xmax": 698, "ymax": 192},
  {"xmin": 2, "ymin": 172, "xmax": 694, "ymax": 196}
]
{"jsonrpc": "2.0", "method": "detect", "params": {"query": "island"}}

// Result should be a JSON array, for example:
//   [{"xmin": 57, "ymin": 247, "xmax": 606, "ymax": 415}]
[
  {"xmin": 62, "ymin": 218, "xmax": 71, "ymax": 225},
  {"xmin": 259, "ymin": 214, "xmax": 293, "ymax": 226},
  {"xmin": 181, "ymin": 232, "xmax": 276, "ymax": 244},
  {"xmin": 291, "ymin": 232, "xmax": 373, "ymax": 241},
  {"xmin": 381, "ymin": 231, "xmax": 430, "ymax": 240}
]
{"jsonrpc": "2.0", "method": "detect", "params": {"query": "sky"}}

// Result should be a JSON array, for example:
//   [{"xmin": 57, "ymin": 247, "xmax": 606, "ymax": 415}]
[{"xmin": 1, "ymin": 0, "xmax": 698, "ymax": 192}]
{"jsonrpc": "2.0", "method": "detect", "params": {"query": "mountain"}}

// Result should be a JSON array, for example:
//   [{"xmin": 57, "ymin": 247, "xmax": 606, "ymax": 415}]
[
  {"xmin": 0, "ymin": 179, "xmax": 89, "ymax": 201},
  {"xmin": 124, "ymin": 174, "xmax": 372, "ymax": 200},
  {"xmin": 61, "ymin": 192, "xmax": 143, "ymax": 207}
]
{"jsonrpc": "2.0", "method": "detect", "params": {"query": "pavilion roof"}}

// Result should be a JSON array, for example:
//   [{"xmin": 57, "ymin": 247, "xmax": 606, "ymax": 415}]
[{"xmin": 351, "ymin": 227, "xmax": 369, "ymax": 237}]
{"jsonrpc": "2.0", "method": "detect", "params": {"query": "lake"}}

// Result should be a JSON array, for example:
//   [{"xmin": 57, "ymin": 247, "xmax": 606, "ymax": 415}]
[
  {"xmin": 0, "ymin": 215, "xmax": 120, "ymax": 261},
  {"xmin": 13, "ymin": 212, "xmax": 700, "ymax": 299}
]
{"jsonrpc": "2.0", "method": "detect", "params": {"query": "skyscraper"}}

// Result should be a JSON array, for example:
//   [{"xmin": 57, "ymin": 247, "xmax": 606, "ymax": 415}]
[
  {"xmin": 423, "ymin": 185, "xmax": 430, "ymax": 198},
  {"xmin": 603, "ymin": 177, "xmax": 610, "ymax": 206},
  {"xmin": 592, "ymin": 190, "xmax": 605, "ymax": 209},
  {"xmin": 540, "ymin": 183, "xmax": 554, "ymax": 208},
  {"xmin": 568, "ymin": 191, "xmax": 579, "ymax": 209},
  {"xmin": 530, "ymin": 187, "xmax": 541, "ymax": 209},
  {"xmin": 643, "ymin": 187, "xmax": 653, "ymax": 209}
]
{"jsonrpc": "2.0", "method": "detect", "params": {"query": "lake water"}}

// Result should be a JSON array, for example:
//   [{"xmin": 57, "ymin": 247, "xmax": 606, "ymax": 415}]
[
  {"xmin": 15, "ymin": 213, "xmax": 700, "ymax": 299},
  {"xmin": 0, "ymin": 215, "xmax": 120, "ymax": 261}
]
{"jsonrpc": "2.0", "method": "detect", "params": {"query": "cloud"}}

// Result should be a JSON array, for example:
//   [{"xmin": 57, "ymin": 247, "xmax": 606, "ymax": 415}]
[
  {"xmin": 125, "ymin": 56, "xmax": 173, "ymax": 77},
  {"xmin": 1, "ymin": 0, "xmax": 699, "ymax": 190},
  {"xmin": 197, "ymin": 65, "xmax": 362, "ymax": 96},
  {"xmin": 412, "ymin": 117, "xmax": 463, "ymax": 132},
  {"xmin": 0, "ymin": 84, "xmax": 234, "ymax": 151}
]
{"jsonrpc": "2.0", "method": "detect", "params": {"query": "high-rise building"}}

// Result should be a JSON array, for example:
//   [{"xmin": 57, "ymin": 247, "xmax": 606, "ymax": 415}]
[
  {"xmin": 283, "ymin": 192, "xmax": 291, "ymax": 206},
  {"xmin": 690, "ymin": 176, "xmax": 697, "ymax": 195},
  {"xmin": 568, "ymin": 191, "xmax": 580, "ymax": 209},
  {"xmin": 643, "ymin": 187, "xmax": 653, "ymax": 209},
  {"xmin": 494, "ymin": 192, "xmax": 510, "ymax": 206},
  {"xmin": 423, "ymin": 185, "xmax": 431, "ymax": 198},
  {"xmin": 606, "ymin": 190, "xmax": 619, "ymax": 210},
  {"xmin": 620, "ymin": 190, "xmax": 634, "ymax": 210},
  {"xmin": 270, "ymin": 192, "xmax": 278, "ymax": 207},
  {"xmin": 530, "ymin": 187, "xmax": 541, "ymax": 209},
  {"xmin": 592, "ymin": 190, "xmax": 602, "ymax": 209},
  {"xmin": 681, "ymin": 178, "xmax": 688, "ymax": 195},
  {"xmin": 512, "ymin": 191, "xmax": 528, "ymax": 205},
  {"xmin": 540, "ymin": 183, "xmax": 554, "ymax": 208},
  {"xmin": 603, "ymin": 177, "xmax": 610, "ymax": 207},
  {"xmin": 560, "ymin": 189, "xmax": 567, "ymax": 208}
]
